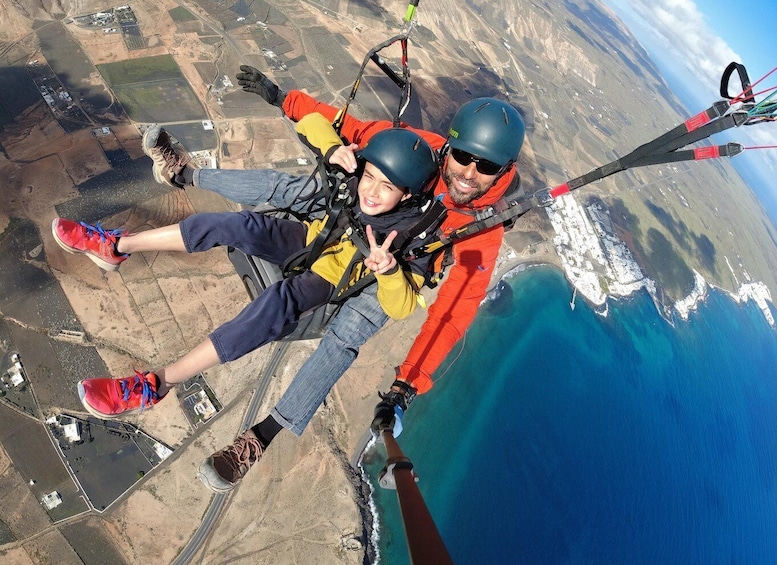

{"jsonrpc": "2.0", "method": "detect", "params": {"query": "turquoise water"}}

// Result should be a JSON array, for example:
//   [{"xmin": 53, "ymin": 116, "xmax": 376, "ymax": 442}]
[{"xmin": 364, "ymin": 266, "xmax": 777, "ymax": 564}]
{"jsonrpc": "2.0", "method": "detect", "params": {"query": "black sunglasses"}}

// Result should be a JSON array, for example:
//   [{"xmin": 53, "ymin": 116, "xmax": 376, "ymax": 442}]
[{"xmin": 449, "ymin": 148, "xmax": 503, "ymax": 175}]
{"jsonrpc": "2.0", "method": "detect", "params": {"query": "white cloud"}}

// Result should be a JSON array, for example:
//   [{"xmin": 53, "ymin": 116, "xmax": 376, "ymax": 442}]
[
  {"xmin": 626, "ymin": 0, "xmax": 742, "ymax": 96},
  {"xmin": 620, "ymin": 0, "xmax": 777, "ymax": 178}
]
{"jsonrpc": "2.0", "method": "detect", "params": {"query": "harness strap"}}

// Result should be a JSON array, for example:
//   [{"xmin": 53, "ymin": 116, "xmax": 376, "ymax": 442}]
[
  {"xmin": 403, "ymin": 172, "xmax": 523, "ymax": 261},
  {"xmin": 392, "ymin": 199, "xmax": 448, "ymax": 251},
  {"xmin": 332, "ymin": 1, "xmax": 419, "ymax": 135},
  {"xmin": 720, "ymin": 62, "xmax": 755, "ymax": 105},
  {"xmin": 629, "ymin": 142, "xmax": 744, "ymax": 167},
  {"xmin": 280, "ymin": 169, "xmax": 357, "ymax": 277},
  {"xmin": 342, "ymin": 207, "xmax": 373, "ymax": 258},
  {"xmin": 404, "ymin": 196, "xmax": 533, "ymax": 261},
  {"xmin": 548, "ymin": 105, "xmax": 749, "ymax": 199},
  {"xmin": 331, "ymin": 254, "xmax": 374, "ymax": 302},
  {"xmin": 287, "ymin": 162, "xmax": 332, "ymax": 221},
  {"xmin": 333, "ymin": 33, "xmax": 413, "ymax": 135},
  {"xmin": 302, "ymin": 174, "xmax": 357, "ymax": 270}
]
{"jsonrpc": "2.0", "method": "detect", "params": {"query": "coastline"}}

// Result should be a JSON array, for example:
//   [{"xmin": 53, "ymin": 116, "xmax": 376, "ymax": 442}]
[
  {"xmin": 348, "ymin": 243, "xmax": 561, "ymax": 561},
  {"xmin": 349, "ymin": 213, "xmax": 777, "ymax": 555},
  {"xmin": 349, "ymin": 241, "xmax": 562, "ymax": 459},
  {"xmin": 544, "ymin": 194, "xmax": 776, "ymax": 328}
]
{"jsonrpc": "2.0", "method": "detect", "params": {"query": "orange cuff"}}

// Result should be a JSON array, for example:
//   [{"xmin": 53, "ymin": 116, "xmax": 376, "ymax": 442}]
[{"xmin": 396, "ymin": 365, "xmax": 434, "ymax": 395}]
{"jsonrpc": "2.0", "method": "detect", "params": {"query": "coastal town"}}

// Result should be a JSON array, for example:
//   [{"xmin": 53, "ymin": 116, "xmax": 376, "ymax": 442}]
[{"xmin": 544, "ymin": 192, "xmax": 775, "ymax": 326}]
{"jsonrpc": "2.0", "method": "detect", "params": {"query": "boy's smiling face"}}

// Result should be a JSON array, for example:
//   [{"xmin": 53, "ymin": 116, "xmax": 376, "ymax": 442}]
[{"xmin": 357, "ymin": 162, "xmax": 410, "ymax": 216}]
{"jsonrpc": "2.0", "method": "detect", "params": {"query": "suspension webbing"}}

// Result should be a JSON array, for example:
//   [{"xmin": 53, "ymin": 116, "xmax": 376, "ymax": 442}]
[
  {"xmin": 547, "ymin": 100, "xmax": 747, "ymax": 199},
  {"xmin": 404, "ymin": 61, "xmax": 776, "ymax": 261},
  {"xmin": 332, "ymin": 1, "xmax": 420, "ymax": 135}
]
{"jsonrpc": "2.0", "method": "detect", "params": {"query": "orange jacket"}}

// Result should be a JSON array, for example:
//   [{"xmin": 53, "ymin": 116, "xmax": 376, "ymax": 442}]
[{"xmin": 282, "ymin": 91, "xmax": 517, "ymax": 394}]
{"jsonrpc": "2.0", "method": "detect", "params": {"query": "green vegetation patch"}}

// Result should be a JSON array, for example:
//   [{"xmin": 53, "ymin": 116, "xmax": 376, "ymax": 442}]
[
  {"xmin": 169, "ymin": 6, "xmax": 196, "ymax": 22},
  {"xmin": 0, "ymin": 66, "xmax": 41, "ymax": 121},
  {"xmin": 609, "ymin": 197, "xmax": 694, "ymax": 298},
  {"xmin": 644, "ymin": 228, "xmax": 694, "ymax": 297},
  {"xmin": 97, "ymin": 54, "xmax": 183, "ymax": 87},
  {"xmin": 111, "ymin": 79, "xmax": 205, "ymax": 123},
  {"xmin": 0, "ymin": 519, "xmax": 15, "ymax": 544}
]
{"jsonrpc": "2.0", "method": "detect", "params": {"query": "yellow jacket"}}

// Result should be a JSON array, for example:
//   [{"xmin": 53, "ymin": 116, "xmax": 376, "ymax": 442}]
[{"xmin": 297, "ymin": 113, "xmax": 426, "ymax": 320}]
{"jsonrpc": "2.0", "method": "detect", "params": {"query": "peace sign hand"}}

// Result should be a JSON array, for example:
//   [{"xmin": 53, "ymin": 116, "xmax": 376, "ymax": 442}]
[{"xmin": 363, "ymin": 225, "xmax": 398, "ymax": 274}]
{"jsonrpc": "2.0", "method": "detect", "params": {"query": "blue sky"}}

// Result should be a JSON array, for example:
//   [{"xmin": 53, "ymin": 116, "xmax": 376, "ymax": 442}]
[
  {"xmin": 601, "ymin": 0, "xmax": 777, "ymax": 221},
  {"xmin": 603, "ymin": 0, "xmax": 774, "ymax": 98}
]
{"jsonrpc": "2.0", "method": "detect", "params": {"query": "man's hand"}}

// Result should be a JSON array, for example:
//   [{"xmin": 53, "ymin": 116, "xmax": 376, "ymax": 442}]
[
  {"xmin": 327, "ymin": 143, "xmax": 358, "ymax": 173},
  {"xmin": 370, "ymin": 381, "xmax": 417, "ymax": 440},
  {"xmin": 236, "ymin": 65, "xmax": 286, "ymax": 107},
  {"xmin": 363, "ymin": 226, "xmax": 398, "ymax": 274},
  {"xmin": 371, "ymin": 391, "xmax": 406, "ymax": 439}
]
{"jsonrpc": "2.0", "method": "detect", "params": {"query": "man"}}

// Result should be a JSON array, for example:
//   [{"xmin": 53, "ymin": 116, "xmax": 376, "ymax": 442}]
[{"xmin": 146, "ymin": 67, "xmax": 525, "ymax": 492}]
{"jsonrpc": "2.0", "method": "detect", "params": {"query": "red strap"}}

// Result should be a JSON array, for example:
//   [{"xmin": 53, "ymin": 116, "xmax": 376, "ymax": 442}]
[
  {"xmin": 684, "ymin": 108, "xmax": 714, "ymax": 132},
  {"xmin": 693, "ymin": 146, "xmax": 722, "ymax": 160},
  {"xmin": 550, "ymin": 183, "xmax": 570, "ymax": 198}
]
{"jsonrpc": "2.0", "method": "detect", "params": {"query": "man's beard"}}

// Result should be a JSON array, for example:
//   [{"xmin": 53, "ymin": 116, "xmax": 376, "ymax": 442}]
[{"xmin": 444, "ymin": 168, "xmax": 491, "ymax": 204}]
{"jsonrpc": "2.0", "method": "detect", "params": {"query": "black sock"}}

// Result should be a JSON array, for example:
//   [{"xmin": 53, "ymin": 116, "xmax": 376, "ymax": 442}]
[
  {"xmin": 251, "ymin": 415, "xmax": 284, "ymax": 448},
  {"xmin": 175, "ymin": 165, "xmax": 195, "ymax": 187}
]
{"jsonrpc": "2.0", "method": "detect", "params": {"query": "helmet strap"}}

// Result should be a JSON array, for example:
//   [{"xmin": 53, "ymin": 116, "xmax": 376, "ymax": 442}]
[
  {"xmin": 439, "ymin": 142, "xmax": 450, "ymax": 173},
  {"xmin": 494, "ymin": 160, "xmax": 514, "ymax": 184}
]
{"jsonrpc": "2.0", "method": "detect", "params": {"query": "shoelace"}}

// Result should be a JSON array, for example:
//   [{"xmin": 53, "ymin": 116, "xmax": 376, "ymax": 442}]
[
  {"xmin": 224, "ymin": 434, "xmax": 263, "ymax": 475},
  {"xmin": 79, "ymin": 221, "xmax": 125, "ymax": 244},
  {"xmin": 120, "ymin": 371, "xmax": 159, "ymax": 412},
  {"xmin": 158, "ymin": 136, "xmax": 190, "ymax": 170}
]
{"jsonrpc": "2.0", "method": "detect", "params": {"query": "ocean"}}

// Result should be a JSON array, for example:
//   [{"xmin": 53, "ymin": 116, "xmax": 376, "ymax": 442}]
[{"xmin": 362, "ymin": 266, "xmax": 777, "ymax": 564}]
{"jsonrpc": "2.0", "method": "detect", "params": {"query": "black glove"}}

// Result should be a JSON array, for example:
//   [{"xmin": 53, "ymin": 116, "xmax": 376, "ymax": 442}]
[
  {"xmin": 236, "ymin": 65, "xmax": 286, "ymax": 107},
  {"xmin": 370, "ymin": 380, "xmax": 417, "ymax": 439}
]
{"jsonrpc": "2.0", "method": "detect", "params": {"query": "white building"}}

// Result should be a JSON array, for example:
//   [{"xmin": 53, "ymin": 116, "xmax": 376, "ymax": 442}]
[
  {"xmin": 154, "ymin": 442, "xmax": 173, "ymax": 460},
  {"xmin": 41, "ymin": 491, "xmax": 62, "ymax": 510},
  {"xmin": 8, "ymin": 367, "xmax": 24, "ymax": 387},
  {"xmin": 62, "ymin": 421, "xmax": 82, "ymax": 442}
]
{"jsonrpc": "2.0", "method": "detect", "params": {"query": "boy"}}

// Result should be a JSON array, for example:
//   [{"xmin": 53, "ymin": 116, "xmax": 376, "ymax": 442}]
[{"xmin": 52, "ymin": 117, "xmax": 439, "ymax": 420}]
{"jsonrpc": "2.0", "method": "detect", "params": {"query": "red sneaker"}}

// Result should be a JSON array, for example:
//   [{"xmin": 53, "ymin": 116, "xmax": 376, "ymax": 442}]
[
  {"xmin": 52, "ymin": 218, "xmax": 129, "ymax": 271},
  {"xmin": 78, "ymin": 371, "xmax": 163, "ymax": 419}
]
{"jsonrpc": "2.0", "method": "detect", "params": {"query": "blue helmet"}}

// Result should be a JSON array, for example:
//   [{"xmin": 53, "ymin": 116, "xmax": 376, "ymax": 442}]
[
  {"xmin": 447, "ymin": 98, "xmax": 525, "ymax": 167},
  {"xmin": 358, "ymin": 128, "xmax": 439, "ymax": 196}
]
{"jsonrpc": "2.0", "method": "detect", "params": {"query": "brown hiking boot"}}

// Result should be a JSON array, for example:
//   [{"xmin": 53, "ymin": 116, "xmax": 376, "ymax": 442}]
[
  {"xmin": 197, "ymin": 430, "xmax": 264, "ymax": 493},
  {"xmin": 141, "ymin": 124, "xmax": 197, "ymax": 188}
]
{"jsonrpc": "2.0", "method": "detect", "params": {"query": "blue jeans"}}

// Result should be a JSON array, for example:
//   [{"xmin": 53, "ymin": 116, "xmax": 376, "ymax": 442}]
[
  {"xmin": 194, "ymin": 168, "xmax": 326, "ymax": 217},
  {"xmin": 272, "ymin": 284, "xmax": 387, "ymax": 435},
  {"xmin": 193, "ymin": 168, "xmax": 389, "ymax": 436}
]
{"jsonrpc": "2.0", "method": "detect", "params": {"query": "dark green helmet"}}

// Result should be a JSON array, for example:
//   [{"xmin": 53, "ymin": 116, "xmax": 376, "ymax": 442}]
[
  {"xmin": 357, "ymin": 128, "xmax": 439, "ymax": 197},
  {"xmin": 447, "ymin": 98, "xmax": 525, "ymax": 167}
]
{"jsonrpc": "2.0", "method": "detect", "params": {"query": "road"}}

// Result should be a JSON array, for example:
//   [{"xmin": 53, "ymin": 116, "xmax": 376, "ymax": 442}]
[{"xmin": 171, "ymin": 342, "xmax": 289, "ymax": 565}]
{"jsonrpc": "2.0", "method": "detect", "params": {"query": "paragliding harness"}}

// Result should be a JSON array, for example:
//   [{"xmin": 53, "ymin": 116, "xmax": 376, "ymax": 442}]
[
  {"xmin": 401, "ymin": 165, "xmax": 525, "ymax": 287},
  {"xmin": 402, "ymin": 62, "xmax": 777, "ymax": 264},
  {"xmin": 277, "ymin": 160, "xmax": 446, "ymax": 301},
  {"xmin": 228, "ymin": 0, "xmax": 438, "ymax": 341}
]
